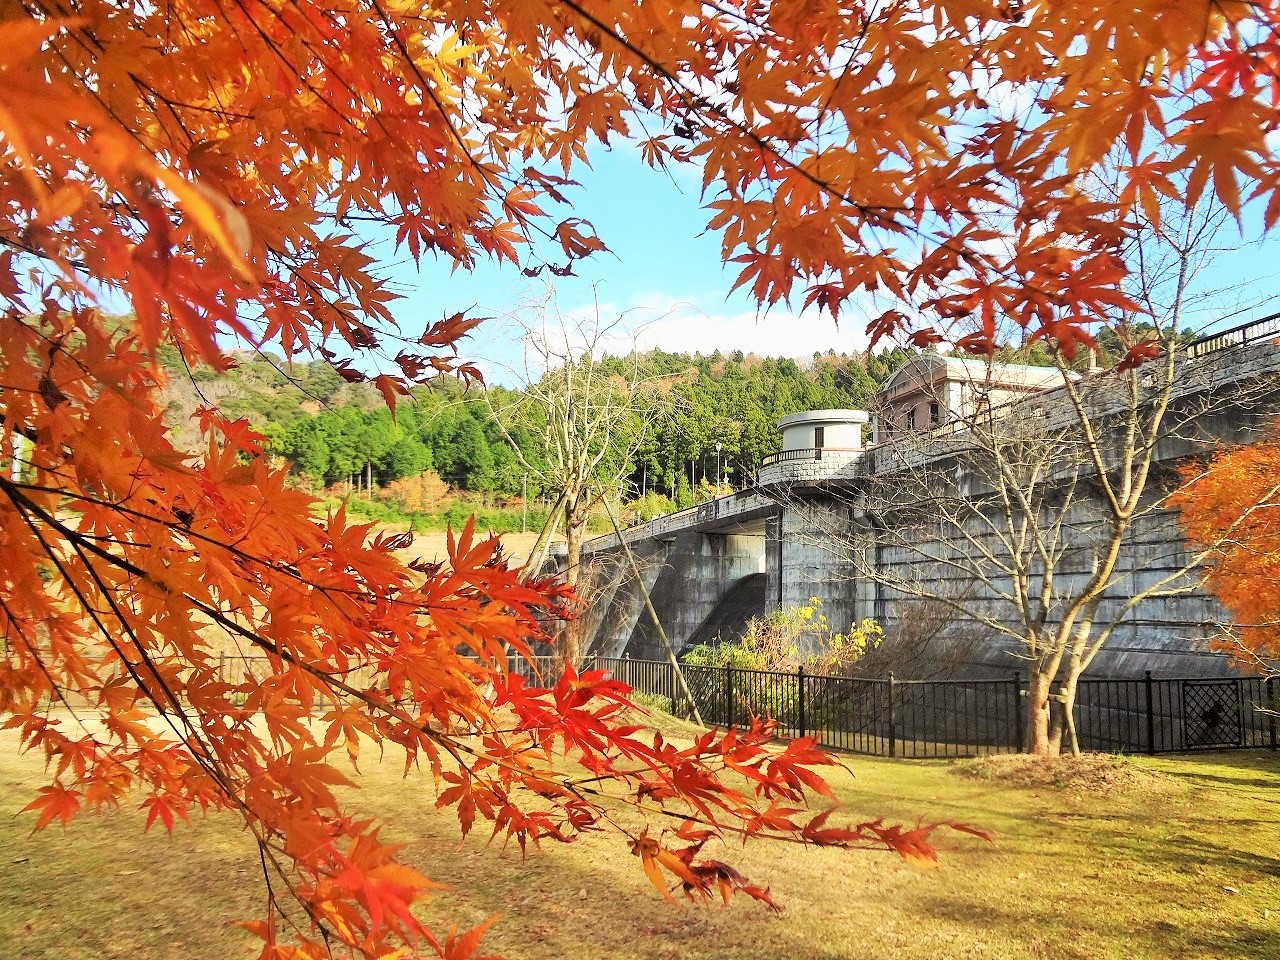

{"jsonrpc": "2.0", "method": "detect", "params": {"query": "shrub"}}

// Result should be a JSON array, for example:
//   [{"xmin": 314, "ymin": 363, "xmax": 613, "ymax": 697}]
[
  {"xmin": 683, "ymin": 600, "xmax": 882, "ymax": 675},
  {"xmin": 385, "ymin": 471, "xmax": 451, "ymax": 513},
  {"xmin": 625, "ymin": 491, "xmax": 677, "ymax": 523},
  {"xmin": 682, "ymin": 602, "xmax": 884, "ymax": 726}
]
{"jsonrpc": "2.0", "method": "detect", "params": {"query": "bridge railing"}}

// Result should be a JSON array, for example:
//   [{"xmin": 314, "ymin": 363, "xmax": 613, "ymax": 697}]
[
  {"xmin": 1184, "ymin": 310, "xmax": 1280, "ymax": 359},
  {"xmin": 581, "ymin": 489, "xmax": 774, "ymax": 552},
  {"xmin": 863, "ymin": 310, "xmax": 1280, "ymax": 471}
]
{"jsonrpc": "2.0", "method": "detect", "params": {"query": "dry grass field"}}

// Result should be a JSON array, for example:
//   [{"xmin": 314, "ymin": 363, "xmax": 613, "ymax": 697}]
[
  {"xmin": 2, "ymin": 709, "xmax": 1278, "ymax": 960},
  {"xmin": 383, "ymin": 527, "xmax": 546, "ymax": 569}
]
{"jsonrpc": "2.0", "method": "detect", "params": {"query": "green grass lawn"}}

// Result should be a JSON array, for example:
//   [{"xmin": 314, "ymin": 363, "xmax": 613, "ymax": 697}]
[{"xmin": 2, "ymin": 717, "xmax": 1278, "ymax": 960}]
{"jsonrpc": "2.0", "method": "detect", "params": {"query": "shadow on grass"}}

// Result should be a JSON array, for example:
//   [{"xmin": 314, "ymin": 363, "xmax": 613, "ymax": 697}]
[
  {"xmin": 917, "ymin": 892, "xmax": 1280, "ymax": 960},
  {"xmin": 1150, "ymin": 749, "xmax": 1280, "ymax": 780},
  {"xmin": 5, "ymin": 734, "xmax": 1279, "ymax": 960},
  {"xmin": 1153, "ymin": 759, "xmax": 1280, "ymax": 794},
  {"xmin": 389, "ymin": 785, "xmax": 1279, "ymax": 960},
  {"xmin": 1048, "ymin": 816, "xmax": 1280, "ymax": 879}
]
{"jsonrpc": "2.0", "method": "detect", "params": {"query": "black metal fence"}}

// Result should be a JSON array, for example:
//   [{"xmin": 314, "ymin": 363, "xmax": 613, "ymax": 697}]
[
  {"xmin": 581, "ymin": 657, "xmax": 1278, "ymax": 758},
  {"xmin": 218, "ymin": 653, "xmax": 1278, "ymax": 757}
]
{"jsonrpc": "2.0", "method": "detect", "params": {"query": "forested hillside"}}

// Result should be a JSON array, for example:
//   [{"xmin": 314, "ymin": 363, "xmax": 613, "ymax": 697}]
[
  {"xmin": 630, "ymin": 347, "xmax": 916, "ymax": 503},
  {"xmin": 162, "ymin": 346, "xmax": 925, "ymax": 512}
]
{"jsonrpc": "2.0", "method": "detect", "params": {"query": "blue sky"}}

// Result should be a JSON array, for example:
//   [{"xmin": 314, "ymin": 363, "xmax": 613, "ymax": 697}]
[
  {"xmin": 377, "ymin": 145, "xmax": 888, "ymax": 384},
  {"xmin": 375, "ymin": 144, "xmax": 1280, "ymax": 386}
]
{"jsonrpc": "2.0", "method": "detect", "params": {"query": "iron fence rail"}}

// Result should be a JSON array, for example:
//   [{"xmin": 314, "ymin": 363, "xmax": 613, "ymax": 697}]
[
  {"xmin": 595, "ymin": 658, "xmax": 1277, "ymax": 758},
  {"xmin": 1184, "ymin": 310, "xmax": 1280, "ymax": 359},
  {"xmin": 216, "ymin": 653, "xmax": 1277, "ymax": 757}
]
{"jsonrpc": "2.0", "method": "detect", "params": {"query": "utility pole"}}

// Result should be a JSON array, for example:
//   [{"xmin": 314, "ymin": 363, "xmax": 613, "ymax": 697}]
[{"xmin": 715, "ymin": 441, "xmax": 722, "ymax": 494}]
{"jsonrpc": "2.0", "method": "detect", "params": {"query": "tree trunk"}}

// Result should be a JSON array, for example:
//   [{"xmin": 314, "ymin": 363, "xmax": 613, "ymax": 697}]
[
  {"xmin": 1059, "ymin": 653, "xmax": 1086, "ymax": 756},
  {"xmin": 560, "ymin": 500, "xmax": 589, "ymax": 670},
  {"xmin": 1025, "ymin": 669, "xmax": 1064, "ymax": 756},
  {"xmin": 1047, "ymin": 695, "xmax": 1067, "ymax": 756}
]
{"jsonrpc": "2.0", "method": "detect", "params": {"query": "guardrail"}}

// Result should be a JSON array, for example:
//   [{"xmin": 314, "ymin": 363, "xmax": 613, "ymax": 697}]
[
  {"xmin": 865, "ymin": 309, "xmax": 1280, "ymax": 458},
  {"xmin": 579, "ymin": 489, "xmax": 777, "ymax": 553},
  {"xmin": 758, "ymin": 447, "xmax": 863, "ymax": 467}
]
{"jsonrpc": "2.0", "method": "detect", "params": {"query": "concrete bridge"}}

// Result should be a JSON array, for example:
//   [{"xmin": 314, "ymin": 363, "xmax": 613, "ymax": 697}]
[{"xmin": 571, "ymin": 314, "xmax": 1280, "ymax": 678}]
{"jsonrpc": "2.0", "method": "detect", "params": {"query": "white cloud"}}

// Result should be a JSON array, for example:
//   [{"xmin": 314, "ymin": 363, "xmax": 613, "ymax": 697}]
[
  {"xmin": 466, "ymin": 286, "xmax": 875, "ymax": 387},
  {"xmin": 613, "ymin": 291, "xmax": 872, "ymax": 359}
]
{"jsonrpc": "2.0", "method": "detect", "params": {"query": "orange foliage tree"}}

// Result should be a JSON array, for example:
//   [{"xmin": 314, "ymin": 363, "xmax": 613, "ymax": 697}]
[
  {"xmin": 1173, "ymin": 433, "xmax": 1280, "ymax": 671},
  {"xmin": 386, "ymin": 471, "xmax": 454, "ymax": 514},
  {"xmin": 3, "ymin": 0, "xmax": 1280, "ymax": 956}
]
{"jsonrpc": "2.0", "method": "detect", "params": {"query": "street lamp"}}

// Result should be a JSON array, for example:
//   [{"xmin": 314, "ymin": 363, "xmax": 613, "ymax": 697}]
[{"xmin": 715, "ymin": 442, "xmax": 722, "ymax": 493}]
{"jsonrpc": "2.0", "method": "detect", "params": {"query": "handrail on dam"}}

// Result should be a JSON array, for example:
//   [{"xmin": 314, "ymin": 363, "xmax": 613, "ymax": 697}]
[
  {"xmin": 583, "ymin": 489, "xmax": 774, "ymax": 552},
  {"xmin": 759, "ymin": 446, "xmax": 863, "ymax": 467},
  {"xmin": 1184, "ymin": 310, "xmax": 1280, "ymax": 359},
  {"xmin": 872, "ymin": 308, "xmax": 1280, "ymax": 449}
]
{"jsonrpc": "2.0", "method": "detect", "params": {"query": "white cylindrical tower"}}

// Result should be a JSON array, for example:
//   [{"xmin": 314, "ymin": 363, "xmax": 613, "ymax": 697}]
[{"xmin": 760, "ymin": 409, "xmax": 869, "ymax": 486}]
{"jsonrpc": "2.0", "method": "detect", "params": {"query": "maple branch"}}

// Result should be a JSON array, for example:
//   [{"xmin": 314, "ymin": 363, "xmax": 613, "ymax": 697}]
[
  {"xmin": 4, "ymin": 470, "xmax": 937, "ymax": 869},
  {"xmin": 0, "ymin": 482, "xmax": 458, "ymax": 942},
  {"xmin": 0, "ymin": 491, "xmax": 315, "ymax": 867},
  {"xmin": 0, "ymin": 481, "xmax": 607, "ymax": 840}
]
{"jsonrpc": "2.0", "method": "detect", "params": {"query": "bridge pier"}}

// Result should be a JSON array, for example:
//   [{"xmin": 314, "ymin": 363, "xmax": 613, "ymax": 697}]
[
  {"xmin": 584, "ymin": 539, "xmax": 671, "ymax": 659},
  {"xmin": 767, "ymin": 499, "xmax": 865, "ymax": 641}
]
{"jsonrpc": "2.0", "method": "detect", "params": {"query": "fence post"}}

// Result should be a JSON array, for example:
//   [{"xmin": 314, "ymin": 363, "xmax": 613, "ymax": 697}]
[
  {"xmin": 724, "ymin": 663, "xmax": 734, "ymax": 728},
  {"xmin": 219, "ymin": 653, "xmax": 226, "ymax": 684},
  {"xmin": 797, "ymin": 665, "xmax": 807, "ymax": 740},
  {"xmin": 887, "ymin": 672, "xmax": 897, "ymax": 758},
  {"xmin": 1269, "ymin": 678, "xmax": 1277, "ymax": 751},
  {"xmin": 1145, "ymin": 670, "xmax": 1156, "ymax": 755},
  {"xmin": 1013, "ymin": 672, "xmax": 1023, "ymax": 753}
]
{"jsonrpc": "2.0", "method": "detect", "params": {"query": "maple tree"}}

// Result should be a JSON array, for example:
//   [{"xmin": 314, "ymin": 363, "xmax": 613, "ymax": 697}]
[
  {"xmin": 1173, "ymin": 431, "xmax": 1280, "ymax": 672},
  {"xmin": 2, "ymin": 0, "xmax": 1279, "ymax": 954}
]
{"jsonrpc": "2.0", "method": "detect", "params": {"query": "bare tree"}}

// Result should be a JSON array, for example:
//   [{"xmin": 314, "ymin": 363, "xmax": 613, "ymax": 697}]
[
  {"xmin": 485, "ymin": 294, "xmax": 672, "ymax": 666},
  {"xmin": 777, "ymin": 190, "xmax": 1280, "ymax": 755},
  {"xmin": 864, "ymin": 361, "xmax": 1190, "ymax": 754}
]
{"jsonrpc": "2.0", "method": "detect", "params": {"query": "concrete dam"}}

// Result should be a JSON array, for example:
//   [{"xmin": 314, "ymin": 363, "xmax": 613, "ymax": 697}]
[{"xmin": 564, "ymin": 315, "xmax": 1280, "ymax": 680}]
